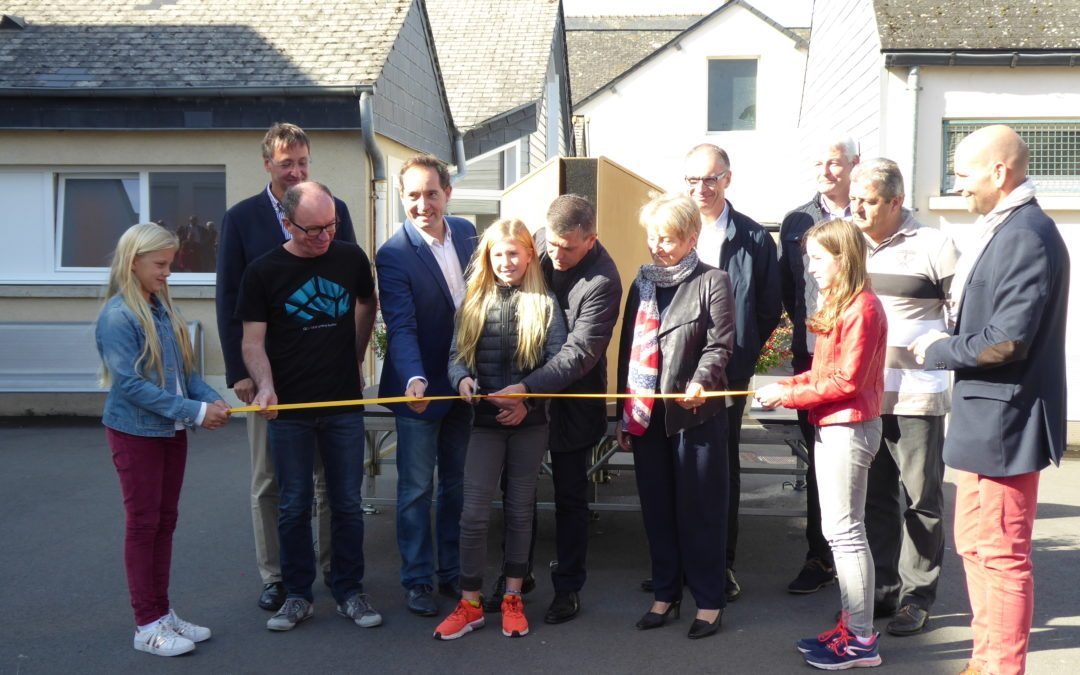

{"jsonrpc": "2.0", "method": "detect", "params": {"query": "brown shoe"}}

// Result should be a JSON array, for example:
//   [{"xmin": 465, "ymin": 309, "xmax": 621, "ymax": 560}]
[
  {"xmin": 886, "ymin": 604, "xmax": 929, "ymax": 636},
  {"xmin": 958, "ymin": 662, "xmax": 982, "ymax": 675}
]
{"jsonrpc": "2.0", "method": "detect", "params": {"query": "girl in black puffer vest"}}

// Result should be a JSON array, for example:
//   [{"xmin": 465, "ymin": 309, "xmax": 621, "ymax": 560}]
[{"xmin": 435, "ymin": 219, "xmax": 566, "ymax": 641}]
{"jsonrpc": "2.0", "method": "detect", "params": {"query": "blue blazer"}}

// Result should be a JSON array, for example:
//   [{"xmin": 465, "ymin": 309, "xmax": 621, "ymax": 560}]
[
  {"xmin": 376, "ymin": 217, "xmax": 477, "ymax": 419},
  {"xmin": 925, "ymin": 199, "xmax": 1070, "ymax": 476},
  {"xmin": 215, "ymin": 189, "xmax": 356, "ymax": 387}
]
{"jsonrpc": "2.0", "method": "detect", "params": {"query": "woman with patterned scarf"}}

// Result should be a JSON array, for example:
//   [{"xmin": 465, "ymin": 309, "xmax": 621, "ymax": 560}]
[{"xmin": 616, "ymin": 192, "xmax": 736, "ymax": 640}]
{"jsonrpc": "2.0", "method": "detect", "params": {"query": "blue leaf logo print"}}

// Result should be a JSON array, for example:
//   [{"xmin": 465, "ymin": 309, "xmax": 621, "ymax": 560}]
[{"xmin": 285, "ymin": 277, "xmax": 350, "ymax": 323}]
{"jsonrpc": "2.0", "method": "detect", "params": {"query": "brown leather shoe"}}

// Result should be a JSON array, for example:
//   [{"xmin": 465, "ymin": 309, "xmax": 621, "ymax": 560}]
[
  {"xmin": 958, "ymin": 662, "xmax": 982, "ymax": 675},
  {"xmin": 887, "ymin": 604, "xmax": 929, "ymax": 636}
]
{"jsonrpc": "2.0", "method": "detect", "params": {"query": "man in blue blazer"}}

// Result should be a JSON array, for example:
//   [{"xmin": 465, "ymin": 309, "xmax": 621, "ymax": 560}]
[
  {"xmin": 215, "ymin": 122, "xmax": 357, "ymax": 612},
  {"xmin": 911, "ymin": 125, "xmax": 1069, "ymax": 675},
  {"xmin": 376, "ymin": 155, "xmax": 477, "ymax": 617}
]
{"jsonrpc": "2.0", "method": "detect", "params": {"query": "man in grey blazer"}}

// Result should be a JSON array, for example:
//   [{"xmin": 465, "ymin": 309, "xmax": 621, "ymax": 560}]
[{"xmin": 911, "ymin": 125, "xmax": 1069, "ymax": 675}]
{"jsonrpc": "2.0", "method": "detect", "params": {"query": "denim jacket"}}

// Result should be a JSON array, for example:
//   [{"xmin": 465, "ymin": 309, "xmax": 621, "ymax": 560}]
[{"xmin": 96, "ymin": 294, "xmax": 221, "ymax": 437}]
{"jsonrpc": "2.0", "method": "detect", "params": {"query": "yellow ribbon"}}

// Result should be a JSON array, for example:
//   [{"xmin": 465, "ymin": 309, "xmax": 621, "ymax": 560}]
[{"xmin": 229, "ymin": 390, "xmax": 757, "ymax": 414}]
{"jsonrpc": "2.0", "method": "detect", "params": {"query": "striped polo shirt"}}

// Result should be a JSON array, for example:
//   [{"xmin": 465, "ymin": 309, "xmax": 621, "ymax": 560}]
[{"xmin": 865, "ymin": 211, "xmax": 959, "ymax": 416}]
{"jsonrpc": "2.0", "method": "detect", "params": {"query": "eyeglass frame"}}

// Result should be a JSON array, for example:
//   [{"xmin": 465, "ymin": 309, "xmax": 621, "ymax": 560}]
[
  {"xmin": 288, "ymin": 219, "xmax": 338, "ymax": 237},
  {"xmin": 684, "ymin": 170, "xmax": 730, "ymax": 188}
]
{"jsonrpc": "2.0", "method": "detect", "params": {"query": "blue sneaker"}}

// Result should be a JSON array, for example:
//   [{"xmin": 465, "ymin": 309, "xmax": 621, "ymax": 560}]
[
  {"xmin": 796, "ymin": 616, "xmax": 851, "ymax": 653},
  {"xmin": 803, "ymin": 631, "xmax": 882, "ymax": 670}
]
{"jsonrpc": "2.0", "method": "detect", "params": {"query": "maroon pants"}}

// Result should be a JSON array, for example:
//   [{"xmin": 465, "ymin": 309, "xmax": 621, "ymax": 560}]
[{"xmin": 107, "ymin": 428, "xmax": 188, "ymax": 626}]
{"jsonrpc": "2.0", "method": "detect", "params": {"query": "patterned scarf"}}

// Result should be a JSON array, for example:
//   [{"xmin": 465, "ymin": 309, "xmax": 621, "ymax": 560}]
[{"xmin": 623, "ymin": 250, "xmax": 699, "ymax": 436}]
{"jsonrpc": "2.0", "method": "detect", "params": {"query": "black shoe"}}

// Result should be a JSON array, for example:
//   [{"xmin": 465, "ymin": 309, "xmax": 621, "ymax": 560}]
[
  {"xmin": 636, "ymin": 601, "xmax": 680, "ymax": 630},
  {"xmin": 725, "ymin": 569, "xmax": 741, "ymax": 602},
  {"xmin": 522, "ymin": 572, "xmax": 536, "ymax": 594},
  {"xmin": 406, "ymin": 585, "xmax": 438, "ymax": 617},
  {"xmin": 887, "ymin": 604, "xmax": 929, "ymax": 636},
  {"xmin": 788, "ymin": 558, "xmax": 837, "ymax": 594},
  {"xmin": 640, "ymin": 577, "xmax": 653, "ymax": 593},
  {"xmin": 544, "ymin": 591, "xmax": 581, "ymax": 624},
  {"xmin": 482, "ymin": 573, "xmax": 536, "ymax": 613},
  {"xmin": 258, "ymin": 582, "xmax": 286, "ymax": 611},
  {"xmin": 437, "ymin": 579, "xmax": 461, "ymax": 599},
  {"xmin": 687, "ymin": 610, "xmax": 723, "ymax": 639}
]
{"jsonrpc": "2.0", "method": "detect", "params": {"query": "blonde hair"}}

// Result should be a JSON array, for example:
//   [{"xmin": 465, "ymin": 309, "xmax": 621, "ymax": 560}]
[
  {"xmin": 639, "ymin": 192, "xmax": 701, "ymax": 242},
  {"xmin": 100, "ymin": 223, "xmax": 195, "ymax": 387},
  {"xmin": 805, "ymin": 219, "xmax": 870, "ymax": 335},
  {"xmin": 454, "ymin": 219, "xmax": 553, "ymax": 371}
]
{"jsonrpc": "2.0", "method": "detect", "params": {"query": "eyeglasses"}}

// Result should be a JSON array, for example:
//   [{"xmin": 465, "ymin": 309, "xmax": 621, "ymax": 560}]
[
  {"xmin": 269, "ymin": 158, "xmax": 311, "ymax": 171},
  {"xmin": 289, "ymin": 220, "xmax": 338, "ymax": 237},
  {"xmin": 684, "ymin": 171, "xmax": 729, "ymax": 188}
]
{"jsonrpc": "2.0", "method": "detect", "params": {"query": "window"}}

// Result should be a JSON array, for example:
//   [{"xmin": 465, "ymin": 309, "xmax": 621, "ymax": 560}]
[
  {"xmin": 450, "ymin": 142, "xmax": 522, "ymax": 234},
  {"xmin": 943, "ymin": 120, "xmax": 1080, "ymax": 194},
  {"xmin": 57, "ymin": 170, "xmax": 226, "ymax": 273},
  {"xmin": 707, "ymin": 59, "xmax": 757, "ymax": 132}
]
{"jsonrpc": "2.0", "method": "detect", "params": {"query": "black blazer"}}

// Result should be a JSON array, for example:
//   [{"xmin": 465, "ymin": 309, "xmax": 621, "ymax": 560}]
[
  {"xmin": 617, "ymin": 262, "xmax": 736, "ymax": 436},
  {"xmin": 925, "ymin": 199, "xmax": 1069, "ymax": 476},
  {"xmin": 215, "ymin": 189, "xmax": 356, "ymax": 387}
]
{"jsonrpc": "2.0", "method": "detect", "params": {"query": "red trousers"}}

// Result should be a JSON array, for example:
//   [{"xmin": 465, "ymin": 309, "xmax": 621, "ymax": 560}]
[
  {"xmin": 954, "ymin": 469, "xmax": 1040, "ymax": 675},
  {"xmin": 107, "ymin": 428, "xmax": 188, "ymax": 626}
]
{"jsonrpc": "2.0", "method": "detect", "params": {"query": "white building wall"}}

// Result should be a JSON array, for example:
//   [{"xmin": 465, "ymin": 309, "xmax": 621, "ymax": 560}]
[
  {"xmin": 576, "ymin": 6, "xmax": 807, "ymax": 224},
  {"xmin": 880, "ymin": 66, "xmax": 1080, "ymax": 421}
]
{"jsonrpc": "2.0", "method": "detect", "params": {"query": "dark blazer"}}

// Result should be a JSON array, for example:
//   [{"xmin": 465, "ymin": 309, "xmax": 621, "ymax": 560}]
[
  {"xmin": 925, "ymin": 199, "xmax": 1069, "ymax": 476},
  {"xmin": 522, "ymin": 231, "xmax": 623, "ymax": 451},
  {"xmin": 617, "ymin": 262, "xmax": 736, "ymax": 436},
  {"xmin": 707, "ymin": 201, "xmax": 782, "ymax": 383},
  {"xmin": 779, "ymin": 194, "xmax": 829, "ymax": 365},
  {"xmin": 215, "ymin": 189, "xmax": 356, "ymax": 387},
  {"xmin": 376, "ymin": 217, "xmax": 478, "ymax": 420}
]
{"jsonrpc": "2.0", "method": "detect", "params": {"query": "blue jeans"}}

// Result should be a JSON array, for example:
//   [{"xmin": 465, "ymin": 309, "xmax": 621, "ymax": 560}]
[
  {"xmin": 268, "ymin": 412, "xmax": 366, "ymax": 604},
  {"xmin": 394, "ymin": 401, "xmax": 472, "ymax": 589}
]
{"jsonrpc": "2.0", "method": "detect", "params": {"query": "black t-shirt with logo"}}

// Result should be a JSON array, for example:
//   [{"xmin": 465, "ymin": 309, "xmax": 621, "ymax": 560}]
[{"xmin": 236, "ymin": 241, "xmax": 375, "ymax": 418}]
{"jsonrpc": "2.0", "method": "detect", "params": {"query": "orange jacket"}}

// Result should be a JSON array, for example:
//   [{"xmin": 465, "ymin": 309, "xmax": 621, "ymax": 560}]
[{"xmin": 779, "ymin": 290, "xmax": 888, "ymax": 426}]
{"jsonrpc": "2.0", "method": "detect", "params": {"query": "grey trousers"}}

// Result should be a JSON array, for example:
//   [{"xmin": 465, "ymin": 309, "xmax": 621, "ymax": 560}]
[
  {"xmin": 816, "ymin": 419, "xmax": 882, "ymax": 637},
  {"xmin": 865, "ymin": 414, "xmax": 946, "ymax": 612},
  {"xmin": 248, "ymin": 414, "xmax": 332, "ymax": 583},
  {"xmin": 458, "ymin": 424, "xmax": 548, "ymax": 592}
]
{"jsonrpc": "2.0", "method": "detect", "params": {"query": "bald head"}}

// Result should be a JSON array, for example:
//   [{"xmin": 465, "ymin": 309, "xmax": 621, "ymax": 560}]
[{"xmin": 953, "ymin": 125, "xmax": 1030, "ymax": 216}]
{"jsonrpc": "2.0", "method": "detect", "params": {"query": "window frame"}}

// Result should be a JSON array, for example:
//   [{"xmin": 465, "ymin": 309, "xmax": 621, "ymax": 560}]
[
  {"xmin": 941, "ymin": 118, "xmax": 1080, "ymax": 195},
  {"xmin": 705, "ymin": 57, "xmax": 759, "ymax": 133}
]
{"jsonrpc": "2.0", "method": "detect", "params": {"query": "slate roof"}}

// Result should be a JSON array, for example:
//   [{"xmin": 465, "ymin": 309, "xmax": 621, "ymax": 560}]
[
  {"xmin": 427, "ymin": 0, "xmax": 562, "ymax": 131},
  {"xmin": 0, "ymin": 0, "xmax": 414, "ymax": 91},
  {"xmin": 875, "ymin": 0, "xmax": 1080, "ymax": 50},
  {"xmin": 566, "ymin": 15, "xmax": 698, "ymax": 106}
]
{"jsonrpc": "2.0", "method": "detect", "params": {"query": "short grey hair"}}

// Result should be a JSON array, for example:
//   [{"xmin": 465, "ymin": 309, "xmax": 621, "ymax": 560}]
[
  {"xmin": 851, "ymin": 158, "xmax": 905, "ymax": 201},
  {"xmin": 546, "ymin": 194, "xmax": 597, "ymax": 236},
  {"xmin": 282, "ymin": 181, "xmax": 334, "ymax": 221},
  {"xmin": 826, "ymin": 135, "xmax": 860, "ymax": 162}
]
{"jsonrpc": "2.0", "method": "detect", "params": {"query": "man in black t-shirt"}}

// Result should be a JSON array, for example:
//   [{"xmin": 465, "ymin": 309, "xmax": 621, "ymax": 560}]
[{"xmin": 237, "ymin": 181, "xmax": 380, "ymax": 632}]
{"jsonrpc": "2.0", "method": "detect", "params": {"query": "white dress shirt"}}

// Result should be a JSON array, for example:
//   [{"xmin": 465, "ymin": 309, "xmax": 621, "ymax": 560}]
[{"xmin": 696, "ymin": 202, "xmax": 730, "ymax": 268}]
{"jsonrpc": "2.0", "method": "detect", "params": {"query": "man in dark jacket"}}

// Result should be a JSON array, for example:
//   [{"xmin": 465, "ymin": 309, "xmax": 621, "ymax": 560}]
[
  {"xmin": 778, "ymin": 135, "xmax": 860, "ymax": 596},
  {"xmin": 216, "ymin": 122, "xmax": 357, "ymax": 611},
  {"xmin": 490, "ymin": 194, "xmax": 623, "ymax": 624},
  {"xmin": 685, "ymin": 144, "xmax": 782, "ymax": 601}
]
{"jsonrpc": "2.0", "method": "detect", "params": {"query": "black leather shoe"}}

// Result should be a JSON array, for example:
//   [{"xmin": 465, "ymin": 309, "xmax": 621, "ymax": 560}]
[
  {"xmin": 258, "ymin": 582, "xmax": 286, "ymax": 611},
  {"xmin": 725, "ymin": 569, "xmax": 741, "ymax": 602},
  {"xmin": 544, "ymin": 591, "xmax": 581, "ymax": 624},
  {"xmin": 636, "ymin": 601, "xmax": 680, "ymax": 630},
  {"xmin": 437, "ymin": 579, "xmax": 461, "ymax": 599},
  {"xmin": 687, "ymin": 610, "xmax": 723, "ymax": 639},
  {"xmin": 406, "ymin": 585, "xmax": 438, "ymax": 616},
  {"xmin": 482, "ymin": 573, "xmax": 537, "ymax": 612},
  {"xmin": 787, "ymin": 558, "xmax": 837, "ymax": 594},
  {"xmin": 887, "ymin": 604, "xmax": 929, "ymax": 636}
]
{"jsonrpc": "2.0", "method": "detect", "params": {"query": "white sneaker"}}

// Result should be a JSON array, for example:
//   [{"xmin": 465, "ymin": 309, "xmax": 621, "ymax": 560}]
[
  {"xmin": 133, "ymin": 621, "xmax": 195, "ymax": 657},
  {"xmin": 167, "ymin": 609, "xmax": 211, "ymax": 643}
]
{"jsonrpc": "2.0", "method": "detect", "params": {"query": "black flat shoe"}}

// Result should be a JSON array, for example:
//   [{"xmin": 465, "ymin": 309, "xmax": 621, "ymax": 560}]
[
  {"xmin": 687, "ymin": 610, "xmax": 722, "ymax": 639},
  {"xmin": 258, "ymin": 582, "xmax": 286, "ymax": 611},
  {"xmin": 545, "ymin": 591, "xmax": 581, "ymax": 624},
  {"xmin": 636, "ymin": 601, "xmax": 680, "ymax": 630}
]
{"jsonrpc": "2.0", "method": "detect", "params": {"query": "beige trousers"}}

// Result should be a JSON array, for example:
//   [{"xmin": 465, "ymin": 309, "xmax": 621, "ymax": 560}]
[{"xmin": 248, "ymin": 414, "xmax": 332, "ymax": 583}]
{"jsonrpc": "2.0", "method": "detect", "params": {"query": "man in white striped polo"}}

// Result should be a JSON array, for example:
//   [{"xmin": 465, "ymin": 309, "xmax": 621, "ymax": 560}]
[{"xmin": 850, "ymin": 158, "xmax": 959, "ymax": 636}]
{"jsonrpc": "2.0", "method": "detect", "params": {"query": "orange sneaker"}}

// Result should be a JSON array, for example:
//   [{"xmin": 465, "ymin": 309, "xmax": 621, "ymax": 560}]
[
  {"xmin": 433, "ymin": 599, "xmax": 484, "ymax": 641},
  {"xmin": 501, "ymin": 594, "xmax": 529, "ymax": 637}
]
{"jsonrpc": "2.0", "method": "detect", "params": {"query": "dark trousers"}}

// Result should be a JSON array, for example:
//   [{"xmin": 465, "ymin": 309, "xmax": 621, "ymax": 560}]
[
  {"xmin": 795, "ymin": 356, "xmax": 833, "ymax": 564},
  {"xmin": 632, "ymin": 403, "xmax": 729, "ymax": 610},
  {"xmin": 865, "ymin": 414, "xmax": 946, "ymax": 611},
  {"xmin": 725, "ymin": 380, "xmax": 749, "ymax": 569},
  {"xmin": 107, "ymin": 428, "xmax": 187, "ymax": 626}
]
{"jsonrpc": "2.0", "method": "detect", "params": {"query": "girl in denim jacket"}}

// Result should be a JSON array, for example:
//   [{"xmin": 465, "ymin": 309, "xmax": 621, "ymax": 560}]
[
  {"xmin": 757, "ymin": 219, "xmax": 888, "ymax": 670},
  {"xmin": 95, "ymin": 223, "xmax": 229, "ymax": 657}
]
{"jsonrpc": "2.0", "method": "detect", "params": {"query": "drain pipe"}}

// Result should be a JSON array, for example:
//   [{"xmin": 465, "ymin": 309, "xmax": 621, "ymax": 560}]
[
  {"xmin": 451, "ymin": 134, "xmax": 468, "ymax": 185},
  {"xmin": 359, "ymin": 91, "xmax": 387, "ymax": 385},
  {"xmin": 906, "ymin": 66, "xmax": 921, "ymax": 212}
]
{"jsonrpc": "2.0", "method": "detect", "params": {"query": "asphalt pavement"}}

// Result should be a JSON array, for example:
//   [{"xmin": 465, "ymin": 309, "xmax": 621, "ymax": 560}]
[{"xmin": 2, "ymin": 417, "xmax": 1078, "ymax": 674}]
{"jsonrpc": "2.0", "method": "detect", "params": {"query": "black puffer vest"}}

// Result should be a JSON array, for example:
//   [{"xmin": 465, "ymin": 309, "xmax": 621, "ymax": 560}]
[{"xmin": 473, "ymin": 285, "xmax": 546, "ymax": 428}]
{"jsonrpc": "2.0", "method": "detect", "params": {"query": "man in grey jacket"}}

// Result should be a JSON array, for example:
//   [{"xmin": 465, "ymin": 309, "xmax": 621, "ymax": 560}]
[{"xmin": 490, "ymin": 194, "xmax": 622, "ymax": 624}]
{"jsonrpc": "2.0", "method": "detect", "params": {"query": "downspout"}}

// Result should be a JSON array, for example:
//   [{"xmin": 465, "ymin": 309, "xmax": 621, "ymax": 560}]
[
  {"xmin": 906, "ymin": 66, "xmax": 921, "ymax": 212},
  {"xmin": 450, "ymin": 134, "xmax": 467, "ymax": 185},
  {"xmin": 359, "ymin": 91, "xmax": 386, "ymax": 385}
]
